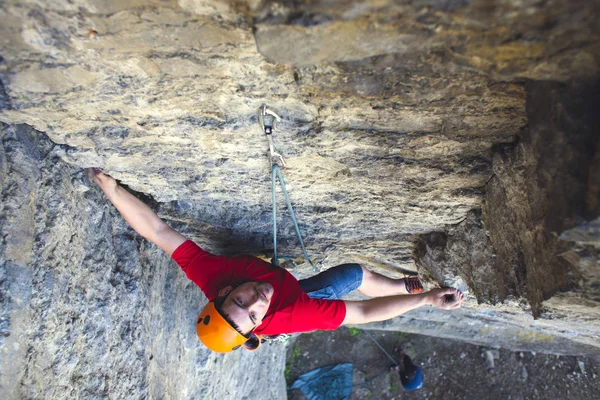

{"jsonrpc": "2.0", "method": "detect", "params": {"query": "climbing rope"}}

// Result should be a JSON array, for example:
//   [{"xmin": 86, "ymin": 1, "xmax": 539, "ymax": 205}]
[
  {"xmin": 271, "ymin": 164, "xmax": 316, "ymax": 270},
  {"xmin": 259, "ymin": 105, "xmax": 317, "ymax": 271},
  {"xmin": 363, "ymin": 330, "xmax": 398, "ymax": 367},
  {"xmin": 352, "ymin": 330, "xmax": 403, "ymax": 388}
]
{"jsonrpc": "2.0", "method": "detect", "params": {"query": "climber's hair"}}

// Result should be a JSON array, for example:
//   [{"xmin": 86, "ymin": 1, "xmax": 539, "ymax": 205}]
[{"xmin": 213, "ymin": 287, "xmax": 249, "ymax": 337}]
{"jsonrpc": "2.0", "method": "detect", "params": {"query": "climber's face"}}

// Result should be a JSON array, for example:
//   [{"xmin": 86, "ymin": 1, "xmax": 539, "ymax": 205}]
[{"xmin": 218, "ymin": 281, "xmax": 274, "ymax": 334}]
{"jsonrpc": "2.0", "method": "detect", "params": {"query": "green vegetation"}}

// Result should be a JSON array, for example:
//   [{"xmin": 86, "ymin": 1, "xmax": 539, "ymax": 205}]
[
  {"xmin": 291, "ymin": 347, "xmax": 301, "ymax": 359},
  {"xmin": 348, "ymin": 327, "xmax": 362, "ymax": 337},
  {"xmin": 394, "ymin": 331, "xmax": 406, "ymax": 339},
  {"xmin": 284, "ymin": 347, "xmax": 302, "ymax": 381}
]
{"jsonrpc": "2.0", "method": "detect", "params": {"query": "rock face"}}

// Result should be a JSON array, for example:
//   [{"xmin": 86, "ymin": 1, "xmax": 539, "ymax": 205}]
[
  {"xmin": 0, "ymin": 0, "xmax": 599, "ymax": 399},
  {"xmin": 0, "ymin": 123, "xmax": 286, "ymax": 399}
]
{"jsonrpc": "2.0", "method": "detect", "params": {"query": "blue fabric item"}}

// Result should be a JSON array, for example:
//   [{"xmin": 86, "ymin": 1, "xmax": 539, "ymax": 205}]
[
  {"xmin": 401, "ymin": 366, "xmax": 423, "ymax": 391},
  {"xmin": 290, "ymin": 363, "xmax": 354, "ymax": 400},
  {"xmin": 299, "ymin": 263, "xmax": 363, "ymax": 300}
]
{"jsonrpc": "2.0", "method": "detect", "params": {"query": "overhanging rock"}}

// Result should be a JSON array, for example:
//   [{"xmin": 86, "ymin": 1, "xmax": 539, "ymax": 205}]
[{"xmin": 0, "ymin": 0, "xmax": 599, "ymax": 398}]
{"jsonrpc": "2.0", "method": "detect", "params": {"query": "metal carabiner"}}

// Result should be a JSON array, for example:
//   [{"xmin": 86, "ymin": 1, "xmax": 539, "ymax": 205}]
[
  {"xmin": 259, "ymin": 105, "xmax": 286, "ymax": 167},
  {"xmin": 258, "ymin": 104, "xmax": 281, "ymax": 135}
]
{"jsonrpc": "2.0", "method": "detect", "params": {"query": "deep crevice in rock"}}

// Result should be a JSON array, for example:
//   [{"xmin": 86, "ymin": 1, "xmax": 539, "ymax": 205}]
[{"xmin": 415, "ymin": 80, "xmax": 600, "ymax": 320}]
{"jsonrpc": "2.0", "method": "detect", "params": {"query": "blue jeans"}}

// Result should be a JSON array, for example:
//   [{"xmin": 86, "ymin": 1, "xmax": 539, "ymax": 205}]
[{"xmin": 299, "ymin": 263, "xmax": 363, "ymax": 300}]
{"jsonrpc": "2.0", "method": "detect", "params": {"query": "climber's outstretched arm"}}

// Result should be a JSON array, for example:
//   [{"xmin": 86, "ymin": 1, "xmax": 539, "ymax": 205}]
[
  {"xmin": 341, "ymin": 288, "xmax": 463, "ymax": 325},
  {"xmin": 88, "ymin": 168, "xmax": 186, "ymax": 256}
]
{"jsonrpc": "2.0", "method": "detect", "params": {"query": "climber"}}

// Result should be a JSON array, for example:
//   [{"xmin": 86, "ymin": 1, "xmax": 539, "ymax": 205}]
[{"xmin": 88, "ymin": 168, "xmax": 464, "ymax": 353}]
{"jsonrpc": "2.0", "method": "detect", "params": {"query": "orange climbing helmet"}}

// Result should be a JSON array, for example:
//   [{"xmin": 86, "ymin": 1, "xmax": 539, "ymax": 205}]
[{"xmin": 195, "ymin": 301, "xmax": 248, "ymax": 353}]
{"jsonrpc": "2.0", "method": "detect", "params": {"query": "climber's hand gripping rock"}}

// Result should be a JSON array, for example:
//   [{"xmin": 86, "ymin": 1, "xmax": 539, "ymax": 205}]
[
  {"xmin": 87, "ymin": 168, "xmax": 186, "ymax": 256},
  {"xmin": 87, "ymin": 168, "xmax": 117, "ymax": 195},
  {"xmin": 426, "ymin": 288, "xmax": 464, "ymax": 310}
]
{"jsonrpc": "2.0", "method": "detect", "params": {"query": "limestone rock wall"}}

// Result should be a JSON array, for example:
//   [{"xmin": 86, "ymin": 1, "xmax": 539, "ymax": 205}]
[
  {"xmin": 0, "ymin": 123, "xmax": 286, "ymax": 399},
  {"xmin": 0, "ymin": 0, "xmax": 599, "ymax": 399}
]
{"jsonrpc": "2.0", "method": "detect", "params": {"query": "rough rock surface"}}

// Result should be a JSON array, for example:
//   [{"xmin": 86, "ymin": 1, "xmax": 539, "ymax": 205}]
[
  {"xmin": 0, "ymin": 0, "xmax": 599, "ymax": 399},
  {"xmin": 0, "ymin": 123, "xmax": 286, "ymax": 399}
]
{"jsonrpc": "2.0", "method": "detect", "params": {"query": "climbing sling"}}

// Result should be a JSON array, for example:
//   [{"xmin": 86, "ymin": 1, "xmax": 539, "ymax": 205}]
[{"xmin": 259, "ymin": 105, "xmax": 317, "ymax": 272}]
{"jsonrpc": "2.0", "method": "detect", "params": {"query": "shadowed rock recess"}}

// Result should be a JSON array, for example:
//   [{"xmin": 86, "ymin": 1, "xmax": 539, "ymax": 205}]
[{"xmin": 0, "ymin": 0, "xmax": 598, "ymax": 398}]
